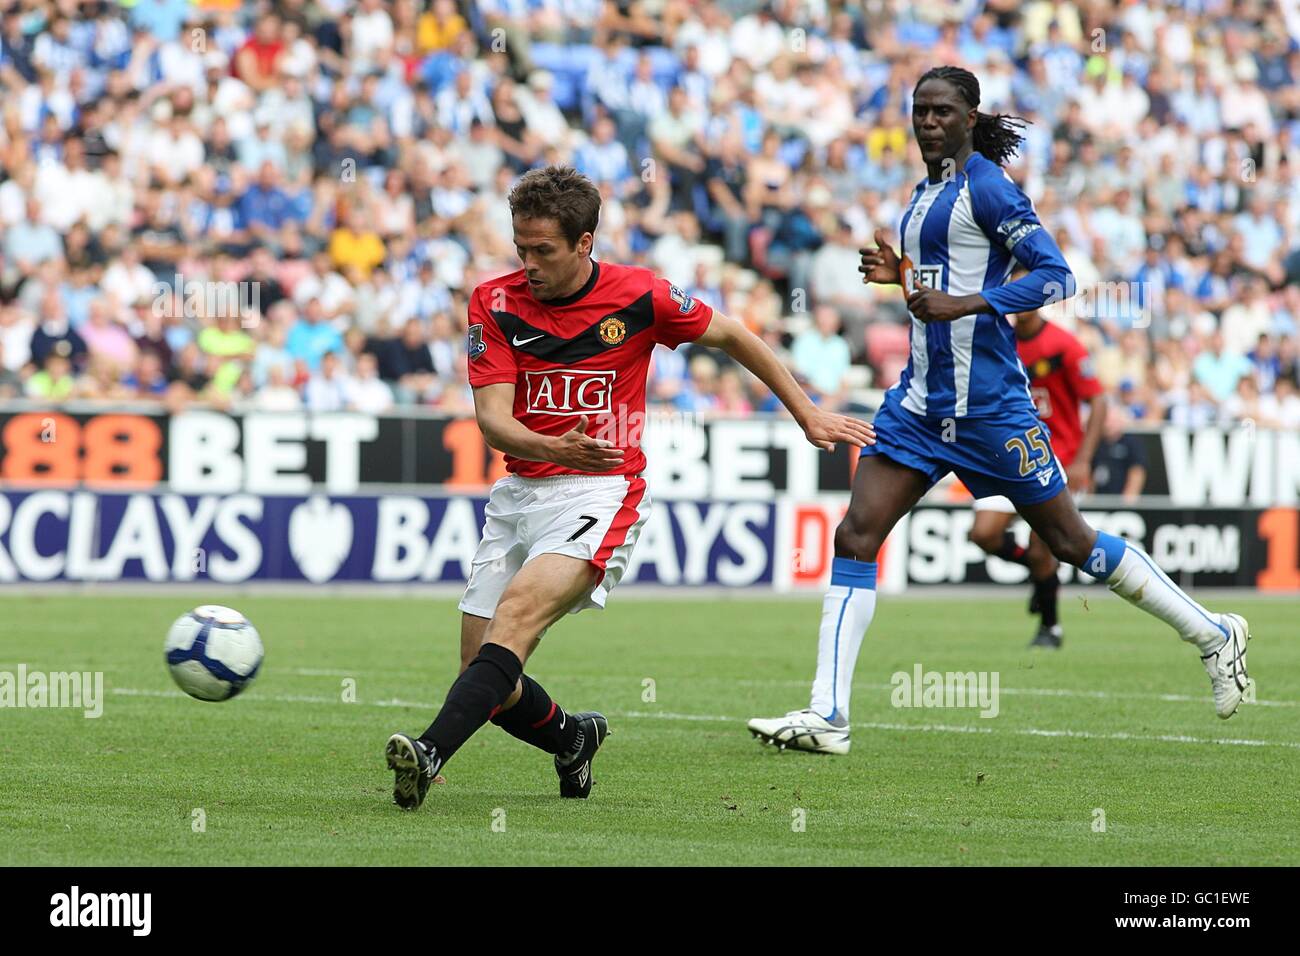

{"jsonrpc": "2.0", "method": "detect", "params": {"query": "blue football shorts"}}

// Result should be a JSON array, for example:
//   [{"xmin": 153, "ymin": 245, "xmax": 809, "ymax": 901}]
[{"xmin": 861, "ymin": 390, "xmax": 1067, "ymax": 506}]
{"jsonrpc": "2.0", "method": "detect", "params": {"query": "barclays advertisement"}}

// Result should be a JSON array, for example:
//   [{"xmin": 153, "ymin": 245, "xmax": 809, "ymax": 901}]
[{"xmin": 0, "ymin": 490, "xmax": 776, "ymax": 587}]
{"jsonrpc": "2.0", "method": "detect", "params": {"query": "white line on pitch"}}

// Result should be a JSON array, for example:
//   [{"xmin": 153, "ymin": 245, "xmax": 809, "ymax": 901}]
[
  {"xmin": 107, "ymin": 687, "xmax": 1300, "ymax": 750},
  {"xmin": 728, "ymin": 679, "xmax": 1298, "ymax": 709},
  {"xmin": 619, "ymin": 710, "xmax": 1300, "ymax": 750},
  {"xmin": 270, "ymin": 670, "xmax": 1296, "ymax": 709},
  {"xmin": 111, "ymin": 686, "xmax": 432, "ymax": 709}
]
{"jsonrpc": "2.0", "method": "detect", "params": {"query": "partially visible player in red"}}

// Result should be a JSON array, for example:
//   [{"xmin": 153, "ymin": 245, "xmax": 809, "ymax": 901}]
[
  {"xmin": 968, "ymin": 307, "xmax": 1107, "ymax": 648},
  {"xmin": 384, "ymin": 166, "xmax": 875, "ymax": 810}
]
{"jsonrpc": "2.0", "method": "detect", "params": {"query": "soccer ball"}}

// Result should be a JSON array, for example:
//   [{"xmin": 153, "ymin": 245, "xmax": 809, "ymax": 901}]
[{"xmin": 164, "ymin": 605, "xmax": 264, "ymax": 701}]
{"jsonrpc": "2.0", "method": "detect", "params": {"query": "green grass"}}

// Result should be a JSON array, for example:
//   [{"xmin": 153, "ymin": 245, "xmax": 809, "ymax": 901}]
[{"xmin": 1, "ymin": 593, "xmax": 1296, "ymax": 866}]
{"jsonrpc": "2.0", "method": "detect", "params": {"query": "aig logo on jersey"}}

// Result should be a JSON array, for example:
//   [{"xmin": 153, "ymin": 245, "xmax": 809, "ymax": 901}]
[{"xmin": 525, "ymin": 369, "xmax": 616, "ymax": 415}]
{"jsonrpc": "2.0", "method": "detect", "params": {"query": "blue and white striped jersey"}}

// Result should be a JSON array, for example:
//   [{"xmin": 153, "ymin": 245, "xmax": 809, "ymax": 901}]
[{"xmin": 893, "ymin": 152, "xmax": 1073, "ymax": 419}]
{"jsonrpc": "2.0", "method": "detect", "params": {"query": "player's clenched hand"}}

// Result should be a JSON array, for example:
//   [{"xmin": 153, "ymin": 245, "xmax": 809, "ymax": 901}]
[
  {"xmin": 905, "ymin": 287, "xmax": 976, "ymax": 323},
  {"xmin": 800, "ymin": 408, "xmax": 876, "ymax": 452},
  {"xmin": 858, "ymin": 229, "xmax": 901, "ymax": 285},
  {"xmin": 549, "ymin": 415, "xmax": 625, "ymax": 472}
]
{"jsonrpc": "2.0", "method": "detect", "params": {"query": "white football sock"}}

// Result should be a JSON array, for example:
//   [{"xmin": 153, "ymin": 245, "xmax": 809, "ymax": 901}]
[
  {"xmin": 809, "ymin": 568, "xmax": 877, "ymax": 723},
  {"xmin": 1104, "ymin": 540, "xmax": 1227, "ymax": 652}
]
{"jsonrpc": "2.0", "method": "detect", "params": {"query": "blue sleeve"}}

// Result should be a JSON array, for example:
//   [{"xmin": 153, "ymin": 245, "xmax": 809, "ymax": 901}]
[{"xmin": 969, "ymin": 166, "xmax": 1074, "ymax": 317}]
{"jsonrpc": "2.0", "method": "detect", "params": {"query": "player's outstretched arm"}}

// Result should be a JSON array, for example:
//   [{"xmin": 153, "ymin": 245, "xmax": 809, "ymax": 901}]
[
  {"xmin": 473, "ymin": 383, "xmax": 625, "ymax": 472},
  {"xmin": 692, "ymin": 312, "xmax": 876, "ymax": 452}
]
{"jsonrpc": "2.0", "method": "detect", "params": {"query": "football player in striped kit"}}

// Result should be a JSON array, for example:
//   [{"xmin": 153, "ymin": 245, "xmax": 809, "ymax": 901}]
[{"xmin": 748, "ymin": 66, "xmax": 1252, "ymax": 756}]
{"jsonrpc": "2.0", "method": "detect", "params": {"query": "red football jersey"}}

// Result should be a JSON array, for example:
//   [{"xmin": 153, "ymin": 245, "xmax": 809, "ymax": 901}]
[
  {"xmin": 467, "ymin": 260, "xmax": 714, "ymax": 478},
  {"xmin": 1016, "ymin": 320, "xmax": 1102, "ymax": 467}
]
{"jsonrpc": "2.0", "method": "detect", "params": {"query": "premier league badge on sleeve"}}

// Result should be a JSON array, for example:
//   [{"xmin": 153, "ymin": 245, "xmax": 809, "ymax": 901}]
[
  {"xmin": 468, "ymin": 323, "xmax": 487, "ymax": 359},
  {"xmin": 668, "ymin": 283, "xmax": 697, "ymax": 313},
  {"xmin": 996, "ymin": 217, "xmax": 1041, "ymax": 251}
]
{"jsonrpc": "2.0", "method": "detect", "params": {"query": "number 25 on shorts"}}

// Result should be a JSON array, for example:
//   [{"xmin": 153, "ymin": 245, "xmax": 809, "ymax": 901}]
[{"xmin": 1004, "ymin": 425, "xmax": 1051, "ymax": 477}]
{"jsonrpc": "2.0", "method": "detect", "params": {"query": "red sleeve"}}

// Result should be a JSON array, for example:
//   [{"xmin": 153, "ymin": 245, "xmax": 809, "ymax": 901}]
[
  {"xmin": 650, "ymin": 276, "xmax": 714, "ymax": 349},
  {"xmin": 466, "ymin": 286, "xmax": 517, "ymax": 387},
  {"xmin": 1063, "ymin": 335, "xmax": 1103, "ymax": 401}
]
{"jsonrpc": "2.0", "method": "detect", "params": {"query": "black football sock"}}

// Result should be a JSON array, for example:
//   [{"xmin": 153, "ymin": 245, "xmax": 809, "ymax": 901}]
[
  {"xmin": 490, "ymin": 674, "xmax": 580, "ymax": 756},
  {"xmin": 996, "ymin": 531, "xmax": 1030, "ymax": 566},
  {"xmin": 418, "ymin": 642, "xmax": 523, "ymax": 764},
  {"xmin": 1033, "ymin": 574, "xmax": 1060, "ymax": 628}
]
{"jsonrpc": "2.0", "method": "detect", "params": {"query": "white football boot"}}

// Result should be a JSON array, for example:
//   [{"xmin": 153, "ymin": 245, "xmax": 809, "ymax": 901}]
[
  {"xmin": 1202, "ymin": 613, "xmax": 1252, "ymax": 719},
  {"xmin": 747, "ymin": 709, "xmax": 850, "ymax": 755}
]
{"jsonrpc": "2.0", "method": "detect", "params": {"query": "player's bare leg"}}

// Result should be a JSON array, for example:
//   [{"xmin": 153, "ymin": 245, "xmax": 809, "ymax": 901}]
[
  {"xmin": 459, "ymin": 613, "xmax": 490, "ymax": 674},
  {"xmin": 1016, "ymin": 489, "xmax": 1252, "ymax": 718},
  {"xmin": 387, "ymin": 554, "xmax": 609, "ymax": 809},
  {"xmin": 968, "ymin": 508, "xmax": 1018, "ymax": 561},
  {"xmin": 749, "ymin": 455, "xmax": 931, "ymax": 753},
  {"xmin": 969, "ymin": 510, "xmax": 1063, "ymax": 647}
]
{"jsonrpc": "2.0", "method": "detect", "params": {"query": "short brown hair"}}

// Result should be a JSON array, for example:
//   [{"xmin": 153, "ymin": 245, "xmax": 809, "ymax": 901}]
[{"xmin": 508, "ymin": 166, "xmax": 601, "ymax": 247}]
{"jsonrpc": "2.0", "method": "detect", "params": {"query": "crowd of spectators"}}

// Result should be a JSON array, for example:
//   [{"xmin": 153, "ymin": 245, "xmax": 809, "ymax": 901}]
[{"xmin": 0, "ymin": 0, "xmax": 1298, "ymax": 438}]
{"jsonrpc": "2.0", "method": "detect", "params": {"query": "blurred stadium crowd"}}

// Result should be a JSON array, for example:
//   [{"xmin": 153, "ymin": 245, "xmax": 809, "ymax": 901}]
[{"xmin": 1, "ymin": 0, "xmax": 1299, "ymax": 435}]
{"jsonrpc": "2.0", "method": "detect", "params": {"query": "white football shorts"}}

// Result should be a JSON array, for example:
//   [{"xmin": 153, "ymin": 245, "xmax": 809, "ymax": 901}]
[
  {"xmin": 971, "ymin": 494, "xmax": 1018, "ymax": 514},
  {"xmin": 459, "ymin": 473, "xmax": 652, "ymax": 619}
]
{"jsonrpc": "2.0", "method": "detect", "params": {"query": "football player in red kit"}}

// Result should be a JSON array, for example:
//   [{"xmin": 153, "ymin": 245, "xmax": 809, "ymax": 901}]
[
  {"xmin": 385, "ymin": 166, "xmax": 875, "ymax": 809},
  {"xmin": 969, "ymin": 308, "xmax": 1107, "ymax": 648}
]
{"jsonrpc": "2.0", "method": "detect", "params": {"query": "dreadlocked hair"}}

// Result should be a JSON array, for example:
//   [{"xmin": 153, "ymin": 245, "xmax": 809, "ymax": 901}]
[{"xmin": 914, "ymin": 65, "xmax": 1028, "ymax": 167}]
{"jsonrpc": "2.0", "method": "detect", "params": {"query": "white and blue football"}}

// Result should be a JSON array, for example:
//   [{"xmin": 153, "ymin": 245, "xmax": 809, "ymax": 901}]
[{"xmin": 164, "ymin": 605, "xmax": 264, "ymax": 701}]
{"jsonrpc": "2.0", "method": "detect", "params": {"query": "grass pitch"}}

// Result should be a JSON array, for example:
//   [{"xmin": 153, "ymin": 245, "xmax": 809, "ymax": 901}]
[{"xmin": 1, "ymin": 592, "xmax": 1296, "ymax": 866}]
